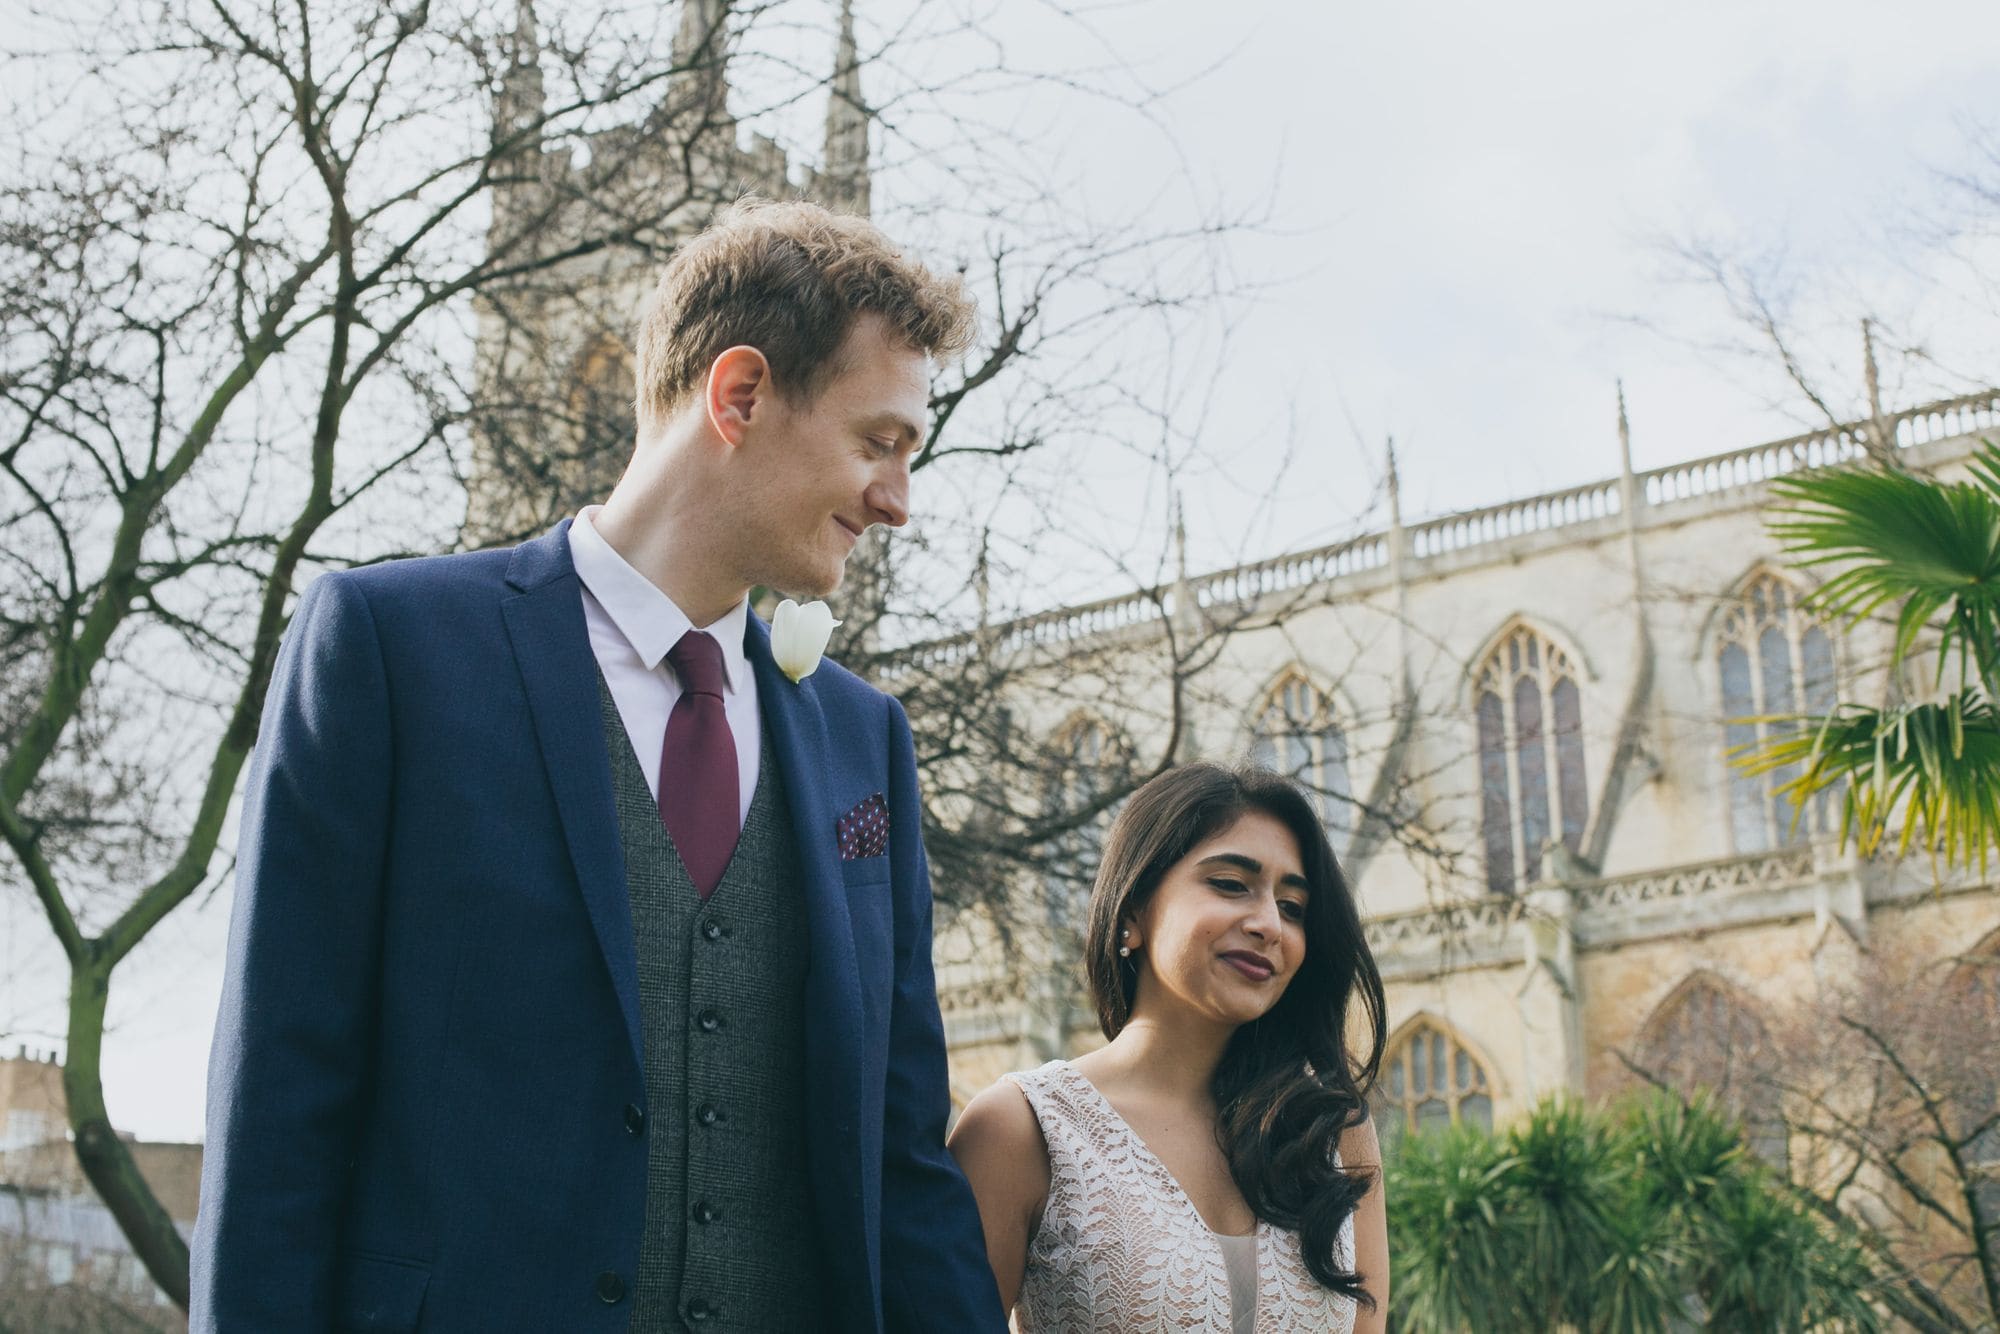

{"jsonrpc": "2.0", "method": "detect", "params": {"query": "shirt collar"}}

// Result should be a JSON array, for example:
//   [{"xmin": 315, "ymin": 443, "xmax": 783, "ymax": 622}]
[{"xmin": 570, "ymin": 506, "xmax": 750, "ymax": 693}]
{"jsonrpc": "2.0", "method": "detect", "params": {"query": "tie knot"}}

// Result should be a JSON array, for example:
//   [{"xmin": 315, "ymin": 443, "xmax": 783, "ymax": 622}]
[{"xmin": 666, "ymin": 630, "xmax": 728, "ymax": 699}]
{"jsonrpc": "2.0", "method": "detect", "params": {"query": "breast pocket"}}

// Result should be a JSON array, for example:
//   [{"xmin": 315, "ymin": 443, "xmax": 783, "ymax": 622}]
[
  {"xmin": 335, "ymin": 1251, "xmax": 429, "ymax": 1332},
  {"xmin": 838, "ymin": 855, "xmax": 890, "ymax": 890},
  {"xmin": 840, "ymin": 858, "xmax": 894, "ymax": 1036}
]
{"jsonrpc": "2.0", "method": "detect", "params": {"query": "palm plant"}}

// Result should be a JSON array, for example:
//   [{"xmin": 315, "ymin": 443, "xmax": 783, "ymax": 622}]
[
  {"xmin": 1741, "ymin": 442, "xmax": 2000, "ymax": 867},
  {"xmin": 1385, "ymin": 1091, "xmax": 1883, "ymax": 1333}
]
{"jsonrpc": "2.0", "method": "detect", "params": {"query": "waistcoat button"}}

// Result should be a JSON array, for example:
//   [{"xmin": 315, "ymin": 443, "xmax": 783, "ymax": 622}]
[{"xmin": 595, "ymin": 1271, "xmax": 625, "ymax": 1304}]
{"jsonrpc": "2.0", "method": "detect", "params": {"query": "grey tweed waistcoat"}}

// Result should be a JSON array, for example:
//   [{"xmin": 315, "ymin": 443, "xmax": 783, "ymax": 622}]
[{"xmin": 597, "ymin": 677, "xmax": 823, "ymax": 1332}]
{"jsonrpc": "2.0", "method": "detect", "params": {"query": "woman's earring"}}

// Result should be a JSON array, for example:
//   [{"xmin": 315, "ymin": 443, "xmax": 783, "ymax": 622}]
[{"xmin": 1118, "ymin": 930, "xmax": 1132, "ymax": 959}]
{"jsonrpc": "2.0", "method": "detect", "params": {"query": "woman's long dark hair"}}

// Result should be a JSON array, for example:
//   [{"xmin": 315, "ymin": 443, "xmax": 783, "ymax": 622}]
[{"xmin": 1083, "ymin": 762, "xmax": 1388, "ymax": 1303}]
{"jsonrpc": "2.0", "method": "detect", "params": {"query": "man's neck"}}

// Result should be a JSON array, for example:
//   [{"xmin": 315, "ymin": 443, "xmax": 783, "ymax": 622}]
[{"xmin": 592, "ymin": 488, "xmax": 747, "ymax": 630}]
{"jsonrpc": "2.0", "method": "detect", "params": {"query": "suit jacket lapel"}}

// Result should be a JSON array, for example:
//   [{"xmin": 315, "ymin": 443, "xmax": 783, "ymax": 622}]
[
  {"xmin": 499, "ymin": 521, "xmax": 643, "ymax": 1072},
  {"xmin": 744, "ymin": 616, "xmax": 868, "ymax": 1264}
]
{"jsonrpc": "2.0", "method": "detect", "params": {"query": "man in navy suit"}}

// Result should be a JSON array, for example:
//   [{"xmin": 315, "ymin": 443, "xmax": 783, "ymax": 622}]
[{"xmin": 192, "ymin": 199, "xmax": 1007, "ymax": 1332}]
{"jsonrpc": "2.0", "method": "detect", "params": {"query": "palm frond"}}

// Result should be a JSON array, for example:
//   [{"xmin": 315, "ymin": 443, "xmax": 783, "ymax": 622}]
[
  {"xmin": 1385, "ymin": 1093, "xmax": 1894, "ymax": 1332},
  {"xmin": 1767, "ymin": 441, "xmax": 2000, "ymax": 684},
  {"xmin": 1732, "ymin": 693, "xmax": 2000, "ymax": 871}
]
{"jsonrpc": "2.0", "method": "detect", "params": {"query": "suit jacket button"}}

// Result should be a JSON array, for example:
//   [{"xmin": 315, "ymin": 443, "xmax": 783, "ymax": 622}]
[
  {"xmin": 687, "ymin": 1298, "xmax": 715, "ymax": 1322},
  {"xmin": 701, "ymin": 920, "xmax": 723, "ymax": 941},
  {"xmin": 696, "ymin": 1102, "xmax": 721, "ymax": 1126},
  {"xmin": 696, "ymin": 1009, "xmax": 721, "ymax": 1032},
  {"xmin": 623, "ymin": 1103, "xmax": 646, "ymax": 1136},
  {"xmin": 692, "ymin": 1199, "xmax": 719, "ymax": 1224},
  {"xmin": 595, "ymin": 1271, "xmax": 626, "ymax": 1304}
]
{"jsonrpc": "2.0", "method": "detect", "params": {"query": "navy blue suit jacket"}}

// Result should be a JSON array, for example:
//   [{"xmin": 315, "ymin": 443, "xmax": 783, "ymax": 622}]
[{"xmin": 191, "ymin": 522, "xmax": 1005, "ymax": 1332}]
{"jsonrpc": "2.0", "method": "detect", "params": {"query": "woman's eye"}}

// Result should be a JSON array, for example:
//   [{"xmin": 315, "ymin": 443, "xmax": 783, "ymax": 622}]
[
  {"xmin": 1208, "ymin": 878, "xmax": 1247, "ymax": 894},
  {"xmin": 1279, "ymin": 900, "xmax": 1307, "ymax": 921}
]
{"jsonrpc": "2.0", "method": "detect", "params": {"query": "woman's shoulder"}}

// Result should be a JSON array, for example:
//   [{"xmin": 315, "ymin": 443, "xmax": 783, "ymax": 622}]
[
  {"xmin": 1338, "ymin": 1107, "xmax": 1382, "ymax": 1169},
  {"xmin": 952, "ymin": 1069, "xmax": 1051, "ymax": 1160}
]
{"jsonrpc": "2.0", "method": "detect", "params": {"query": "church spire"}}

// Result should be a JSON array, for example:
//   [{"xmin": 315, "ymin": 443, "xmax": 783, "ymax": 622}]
[
  {"xmin": 1614, "ymin": 379, "xmax": 1651, "ymax": 608},
  {"xmin": 489, "ymin": 0, "xmax": 547, "ymax": 256},
  {"xmin": 1170, "ymin": 491, "xmax": 1198, "ymax": 640},
  {"xmin": 820, "ymin": 0, "xmax": 872, "ymax": 216},
  {"xmin": 1385, "ymin": 437, "xmax": 1413, "ymax": 690},
  {"xmin": 497, "ymin": 0, "xmax": 544, "ymax": 146},
  {"xmin": 670, "ymin": 0, "xmax": 733, "ymax": 137},
  {"xmin": 1616, "ymin": 379, "xmax": 1634, "ymax": 477}
]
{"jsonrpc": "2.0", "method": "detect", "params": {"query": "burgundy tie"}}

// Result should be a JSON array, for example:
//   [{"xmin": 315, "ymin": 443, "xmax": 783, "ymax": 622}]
[{"xmin": 660, "ymin": 630, "xmax": 739, "ymax": 900}]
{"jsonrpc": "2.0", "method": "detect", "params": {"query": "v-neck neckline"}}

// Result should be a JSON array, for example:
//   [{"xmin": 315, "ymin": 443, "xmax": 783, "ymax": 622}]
[{"xmin": 1054, "ymin": 1061, "xmax": 1262, "ymax": 1241}]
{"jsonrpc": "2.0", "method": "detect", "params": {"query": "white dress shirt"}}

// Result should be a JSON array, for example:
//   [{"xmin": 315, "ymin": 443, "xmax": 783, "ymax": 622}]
[{"xmin": 569, "ymin": 506, "xmax": 761, "ymax": 831}]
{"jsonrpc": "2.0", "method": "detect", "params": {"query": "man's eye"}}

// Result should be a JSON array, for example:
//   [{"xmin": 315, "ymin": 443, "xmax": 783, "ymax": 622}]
[{"xmin": 865, "ymin": 436, "xmax": 896, "ymax": 455}]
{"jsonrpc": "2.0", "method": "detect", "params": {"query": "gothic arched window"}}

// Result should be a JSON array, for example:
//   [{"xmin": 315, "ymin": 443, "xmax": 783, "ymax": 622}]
[
  {"xmin": 568, "ymin": 334, "xmax": 637, "ymax": 497},
  {"xmin": 1950, "ymin": 938, "xmax": 2000, "ymax": 1237},
  {"xmin": 1042, "ymin": 717, "xmax": 1123, "ymax": 922},
  {"xmin": 1474, "ymin": 625, "xmax": 1588, "ymax": 896},
  {"xmin": 1250, "ymin": 673, "xmax": 1353, "ymax": 860},
  {"xmin": 1034, "ymin": 716, "xmax": 1124, "ymax": 1059},
  {"xmin": 1371, "ymin": 1017, "xmax": 1494, "ymax": 1154},
  {"xmin": 1718, "ymin": 572, "xmax": 1837, "ymax": 852},
  {"xmin": 1633, "ymin": 973, "xmax": 1786, "ymax": 1165}
]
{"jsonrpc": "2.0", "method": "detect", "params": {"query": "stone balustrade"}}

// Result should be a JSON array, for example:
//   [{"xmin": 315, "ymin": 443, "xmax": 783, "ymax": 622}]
[
  {"xmin": 884, "ymin": 390, "xmax": 2000, "ymax": 680},
  {"xmin": 1406, "ymin": 478, "xmax": 1623, "ymax": 559}
]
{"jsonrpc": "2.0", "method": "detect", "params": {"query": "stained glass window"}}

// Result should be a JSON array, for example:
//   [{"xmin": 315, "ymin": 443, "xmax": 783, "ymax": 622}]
[
  {"xmin": 1250, "ymin": 674, "xmax": 1353, "ymax": 859},
  {"xmin": 569, "ymin": 334, "xmax": 637, "ymax": 497},
  {"xmin": 1951, "ymin": 943, "xmax": 2000, "ymax": 1239},
  {"xmin": 1474, "ymin": 626, "xmax": 1589, "ymax": 895},
  {"xmin": 1717, "ymin": 573, "xmax": 1838, "ymax": 851},
  {"xmin": 1372, "ymin": 1019, "xmax": 1495, "ymax": 1155},
  {"xmin": 1633, "ymin": 974, "xmax": 1786, "ymax": 1166},
  {"xmin": 1042, "ymin": 717, "xmax": 1121, "ymax": 924}
]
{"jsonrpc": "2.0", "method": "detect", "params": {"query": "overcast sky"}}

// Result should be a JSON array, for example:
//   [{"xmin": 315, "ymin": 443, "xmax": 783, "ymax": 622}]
[
  {"xmin": 6, "ymin": 0, "xmax": 1999, "ymax": 1142},
  {"xmin": 947, "ymin": 0, "xmax": 2000, "ymax": 589}
]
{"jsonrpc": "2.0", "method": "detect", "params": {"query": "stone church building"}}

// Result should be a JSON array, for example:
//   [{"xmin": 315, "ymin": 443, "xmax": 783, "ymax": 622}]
[
  {"xmin": 472, "ymin": 2, "xmax": 2000, "ymax": 1174},
  {"xmin": 927, "ymin": 395, "xmax": 2000, "ymax": 1166}
]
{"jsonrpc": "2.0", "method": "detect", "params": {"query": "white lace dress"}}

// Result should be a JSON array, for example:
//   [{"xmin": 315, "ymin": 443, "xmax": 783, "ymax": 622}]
[{"xmin": 1005, "ymin": 1060, "xmax": 1356, "ymax": 1334}]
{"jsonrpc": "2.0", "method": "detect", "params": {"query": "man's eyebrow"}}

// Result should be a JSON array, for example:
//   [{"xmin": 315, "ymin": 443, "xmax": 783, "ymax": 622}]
[{"xmin": 1195, "ymin": 852, "xmax": 1311, "ymax": 892}]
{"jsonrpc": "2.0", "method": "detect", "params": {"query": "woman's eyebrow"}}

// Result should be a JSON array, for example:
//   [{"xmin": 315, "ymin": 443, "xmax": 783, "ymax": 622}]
[{"xmin": 1196, "ymin": 852, "xmax": 1310, "ymax": 892}]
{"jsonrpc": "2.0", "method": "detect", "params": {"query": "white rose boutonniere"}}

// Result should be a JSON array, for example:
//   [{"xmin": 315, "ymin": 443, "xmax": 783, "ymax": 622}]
[{"xmin": 771, "ymin": 598, "xmax": 841, "ymax": 683}]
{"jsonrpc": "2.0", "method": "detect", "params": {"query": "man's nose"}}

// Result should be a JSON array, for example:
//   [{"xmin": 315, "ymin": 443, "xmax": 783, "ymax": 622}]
[{"xmin": 866, "ymin": 461, "xmax": 911, "ymax": 529}]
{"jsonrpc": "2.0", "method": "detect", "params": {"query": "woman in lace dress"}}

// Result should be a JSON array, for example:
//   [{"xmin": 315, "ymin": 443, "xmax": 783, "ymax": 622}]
[{"xmin": 950, "ymin": 763, "xmax": 1389, "ymax": 1332}]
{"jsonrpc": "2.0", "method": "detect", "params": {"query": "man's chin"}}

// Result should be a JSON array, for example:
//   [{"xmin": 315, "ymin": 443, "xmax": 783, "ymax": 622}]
[
  {"xmin": 814, "ymin": 553, "xmax": 850, "ymax": 598},
  {"xmin": 765, "ymin": 562, "xmax": 843, "ymax": 602}
]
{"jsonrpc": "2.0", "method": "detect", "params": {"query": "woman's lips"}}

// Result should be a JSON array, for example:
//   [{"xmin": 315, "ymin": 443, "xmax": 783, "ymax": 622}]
[{"xmin": 1221, "ymin": 951, "xmax": 1274, "ymax": 982}]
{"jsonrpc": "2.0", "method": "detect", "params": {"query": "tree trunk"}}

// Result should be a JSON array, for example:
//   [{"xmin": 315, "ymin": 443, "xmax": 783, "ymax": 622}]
[{"xmin": 64, "ymin": 953, "xmax": 192, "ymax": 1311}]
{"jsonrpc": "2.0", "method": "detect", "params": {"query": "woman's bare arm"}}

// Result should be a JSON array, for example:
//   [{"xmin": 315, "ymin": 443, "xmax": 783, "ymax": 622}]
[
  {"xmin": 1343, "ymin": 1115, "xmax": 1390, "ymax": 1331},
  {"xmin": 947, "ymin": 1080, "xmax": 1051, "ymax": 1314}
]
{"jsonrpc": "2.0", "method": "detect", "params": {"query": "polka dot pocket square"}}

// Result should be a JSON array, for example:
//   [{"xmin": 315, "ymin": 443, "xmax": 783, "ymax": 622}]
[{"xmin": 836, "ymin": 792, "xmax": 891, "ymax": 860}]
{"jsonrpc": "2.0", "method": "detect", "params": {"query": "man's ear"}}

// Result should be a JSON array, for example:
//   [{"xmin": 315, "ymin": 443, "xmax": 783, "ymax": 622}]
[{"xmin": 705, "ymin": 344, "xmax": 772, "ymax": 447}]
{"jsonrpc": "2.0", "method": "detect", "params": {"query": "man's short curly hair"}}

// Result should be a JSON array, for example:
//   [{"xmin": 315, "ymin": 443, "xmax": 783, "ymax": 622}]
[{"xmin": 634, "ymin": 198, "xmax": 976, "ymax": 430}]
